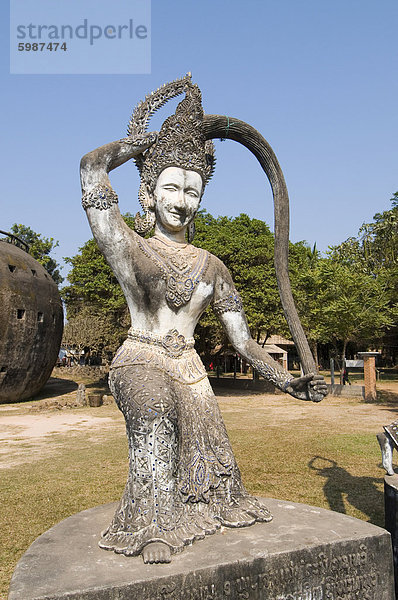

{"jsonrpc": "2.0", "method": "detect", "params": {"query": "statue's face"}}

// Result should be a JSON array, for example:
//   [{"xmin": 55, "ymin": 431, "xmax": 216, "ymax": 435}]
[{"xmin": 152, "ymin": 167, "xmax": 203, "ymax": 233}]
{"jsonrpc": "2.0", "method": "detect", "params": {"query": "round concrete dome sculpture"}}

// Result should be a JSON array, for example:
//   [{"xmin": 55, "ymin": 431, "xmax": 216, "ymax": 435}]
[{"xmin": 0, "ymin": 233, "xmax": 64, "ymax": 403}]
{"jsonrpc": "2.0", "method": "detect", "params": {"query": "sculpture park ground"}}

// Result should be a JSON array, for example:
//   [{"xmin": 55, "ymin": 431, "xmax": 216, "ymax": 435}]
[{"xmin": 1, "ymin": 369, "xmax": 398, "ymax": 598}]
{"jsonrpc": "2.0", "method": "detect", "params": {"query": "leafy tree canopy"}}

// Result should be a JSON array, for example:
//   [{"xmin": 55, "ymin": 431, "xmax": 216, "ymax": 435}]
[
  {"xmin": 318, "ymin": 260, "xmax": 391, "ymax": 360},
  {"xmin": 9, "ymin": 223, "xmax": 63, "ymax": 285},
  {"xmin": 327, "ymin": 192, "xmax": 397, "ymax": 361},
  {"xmin": 194, "ymin": 211, "xmax": 289, "ymax": 345},
  {"xmin": 62, "ymin": 307, "xmax": 119, "ymax": 354},
  {"xmin": 329, "ymin": 192, "xmax": 398, "ymax": 275}
]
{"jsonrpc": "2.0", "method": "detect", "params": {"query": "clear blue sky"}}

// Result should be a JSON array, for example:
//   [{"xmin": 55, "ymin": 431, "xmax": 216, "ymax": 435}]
[{"xmin": 1, "ymin": 0, "xmax": 397, "ymax": 282}]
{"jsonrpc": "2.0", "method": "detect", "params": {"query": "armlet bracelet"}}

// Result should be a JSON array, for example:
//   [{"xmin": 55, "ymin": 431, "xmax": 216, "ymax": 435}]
[
  {"xmin": 82, "ymin": 184, "xmax": 119, "ymax": 211},
  {"xmin": 212, "ymin": 290, "xmax": 243, "ymax": 316}
]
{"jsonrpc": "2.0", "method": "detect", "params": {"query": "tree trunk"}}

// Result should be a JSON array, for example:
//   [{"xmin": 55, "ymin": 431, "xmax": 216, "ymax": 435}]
[
  {"xmin": 262, "ymin": 330, "xmax": 270, "ymax": 348},
  {"xmin": 310, "ymin": 341, "xmax": 319, "ymax": 369}
]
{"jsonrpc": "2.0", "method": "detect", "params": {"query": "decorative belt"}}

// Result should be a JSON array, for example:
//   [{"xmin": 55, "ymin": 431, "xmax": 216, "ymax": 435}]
[{"xmin": 127, "ymin": 327, "xmax": 195, "ymax": 358}]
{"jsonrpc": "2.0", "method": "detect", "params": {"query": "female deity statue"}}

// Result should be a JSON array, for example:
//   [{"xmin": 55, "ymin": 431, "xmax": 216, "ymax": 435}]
[{"xmin": 80, "ymin": 75, "xmax": 327, "ymax": 564}]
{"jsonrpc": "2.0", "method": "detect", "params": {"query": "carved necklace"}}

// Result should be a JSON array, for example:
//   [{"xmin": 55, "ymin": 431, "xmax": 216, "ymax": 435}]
[{"xmin": 137, "ymin": 235, "xmax": 209, "ymax": 309}]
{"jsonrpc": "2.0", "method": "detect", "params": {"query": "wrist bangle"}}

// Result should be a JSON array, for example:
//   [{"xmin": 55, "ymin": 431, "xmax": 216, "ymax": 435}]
[{"xmin": 282, "ymin": 378, "xmax": 293, "ymax": 392}]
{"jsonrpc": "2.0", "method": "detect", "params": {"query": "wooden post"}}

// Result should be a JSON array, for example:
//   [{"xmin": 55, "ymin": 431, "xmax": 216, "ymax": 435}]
[{"xmin": 330, "ymin": 358, "xmax": 335, "ymax": 386}]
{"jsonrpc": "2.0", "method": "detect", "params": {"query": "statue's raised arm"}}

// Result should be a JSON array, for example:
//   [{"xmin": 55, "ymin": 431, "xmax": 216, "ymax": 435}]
[
  {"xmin": 81, "ymin": 75, "xmax": 327, "ymax": 565},
  {"xmin": 80, "ymin": 134, "xmax": 156, "ymax": 256}
]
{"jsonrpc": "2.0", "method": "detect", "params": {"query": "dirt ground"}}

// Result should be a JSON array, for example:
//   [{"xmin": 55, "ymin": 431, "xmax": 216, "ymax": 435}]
[
  {"xmin": 1, "ymin": 376, "xmax": 398, "ymax": 470},
  {"xmin": 0, "ymin": 375, "xmax": 120, "ymax": 469}
]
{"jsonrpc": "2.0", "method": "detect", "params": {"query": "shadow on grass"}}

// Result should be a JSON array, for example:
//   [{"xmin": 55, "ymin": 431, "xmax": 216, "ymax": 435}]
[
  {"xmin": 377, "ymin": 389, "xmax": 398, "ymax": 404},
  {"xmin": 31, "ymin": 377, "xmax": 78, "ymax": 401},
  {"xmin": 309, "ymin": 456, "xmax": 384, "ymax": 527},
  {"xmin": 84, "ymin": 378, "xmax": 109, "ymax": 387},
  {"xmin": 212, "ymin": 387, "xmax": 266, "ymax": 397}
]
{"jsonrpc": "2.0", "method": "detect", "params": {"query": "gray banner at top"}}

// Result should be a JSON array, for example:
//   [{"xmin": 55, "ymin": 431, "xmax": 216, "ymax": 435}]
[{"xmin": 10, "ymin": 0, "xmax": 151, "ymax": 74}]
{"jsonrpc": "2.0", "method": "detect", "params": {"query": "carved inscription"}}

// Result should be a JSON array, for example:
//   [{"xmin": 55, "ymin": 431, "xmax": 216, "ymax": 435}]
[{"xmin": 141, "ymin": 544, "xmax": 384, "ymax": 600}]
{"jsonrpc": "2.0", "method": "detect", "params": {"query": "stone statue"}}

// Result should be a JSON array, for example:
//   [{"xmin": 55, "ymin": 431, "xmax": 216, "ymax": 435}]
[
  {"xmin": 377, "ymin": 423, "xmax": 398, "ymax": 476},
  {"xmin": 80, "ymin": 75, "xmax": 328, "ymax": 564}
]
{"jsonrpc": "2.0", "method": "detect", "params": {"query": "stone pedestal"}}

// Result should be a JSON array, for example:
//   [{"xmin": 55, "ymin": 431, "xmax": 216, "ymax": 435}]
[
  {"xmin": 9, "ymin": 498, "xmax": 394, "ymax": 600},
  {"xmin": 385, "ymin": 475, "xmax": 398, "ymax": 597}
]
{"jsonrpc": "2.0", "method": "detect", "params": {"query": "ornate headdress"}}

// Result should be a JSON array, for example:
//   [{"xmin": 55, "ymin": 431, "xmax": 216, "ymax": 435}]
[{"xmin": 127, "ymin": 74, "xmax": 215, "ymax": 234}]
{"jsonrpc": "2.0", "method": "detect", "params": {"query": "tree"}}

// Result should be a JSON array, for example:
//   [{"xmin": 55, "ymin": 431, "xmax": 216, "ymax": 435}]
[
  {"xmin": 329, "ymin": 195, "xmax": 398, "ymax": 277},
  {"xmin": 194, "ymin": 211, "xmax": 288, "ymax": 337},
  {"xmin": 192, "ymin": 211, "xmax": 293, "ymax": 362},
  {"xmin": 360, "ymin": 192, "xmax": 398, "ymax": 273},
  {"xmin": 290, "ymin": 245, "xmax": 393, "ymax": 371},
  {"xmin": 9, "ymin": 223, "xmax": 63, "ymax": 285},
  {"xmin": 62, "ymin": 308, "xmax": 117, "ymax": 355},
  {"xmin": 329, "ymin": 192, "xmax": 398, "ymax": 364},
  {"xmin": 62, "ymin": 238, "xmax": 127, "ymax": 318},
  {"xmin": 317, "ymin": 260, "xmax": 392, "ymax": 370}
]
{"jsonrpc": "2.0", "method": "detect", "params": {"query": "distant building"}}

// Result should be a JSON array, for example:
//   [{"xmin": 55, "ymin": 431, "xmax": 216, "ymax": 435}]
[
  {"xmin": 210, "ymin": 334, "xmax": 297, "ymax": 374},
  {"xmin": 259, "ymin": 335, "xmax": 297, "ymax": 370}
]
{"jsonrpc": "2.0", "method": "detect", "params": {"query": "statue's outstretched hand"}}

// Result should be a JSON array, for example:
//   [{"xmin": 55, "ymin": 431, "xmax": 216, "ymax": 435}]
[
  {"xmin": 120, "ymin": 131, "xmax": 158, "ymax": 153},
  {"xmin": 285, "ymin": 373, "xmax": 328, "ymax": 403}
]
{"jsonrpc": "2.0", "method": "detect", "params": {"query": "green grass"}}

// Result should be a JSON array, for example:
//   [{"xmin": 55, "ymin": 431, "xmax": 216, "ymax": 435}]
[
  {"xmin": 0, "ymin": 388, "xmax": 389, "ymax": 599},
  {"xmin": 222, "ymin": 403, "xmax": 384, "ymax": 523}
]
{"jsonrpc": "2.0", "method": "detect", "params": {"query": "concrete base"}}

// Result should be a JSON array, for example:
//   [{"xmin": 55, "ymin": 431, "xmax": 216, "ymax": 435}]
[
  {"xmin": 327, "ymin": 383, "xmax": 365, "ymax": 398},
  {"xmin": 9, "ymin": 498, "xmax": 394, "ymax": 600}
]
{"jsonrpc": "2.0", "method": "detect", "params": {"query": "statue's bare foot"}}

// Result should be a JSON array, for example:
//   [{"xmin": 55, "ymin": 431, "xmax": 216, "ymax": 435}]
[{"xmin": 142, "ymin": 542, "xmax": 171, "ymax": 564}]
